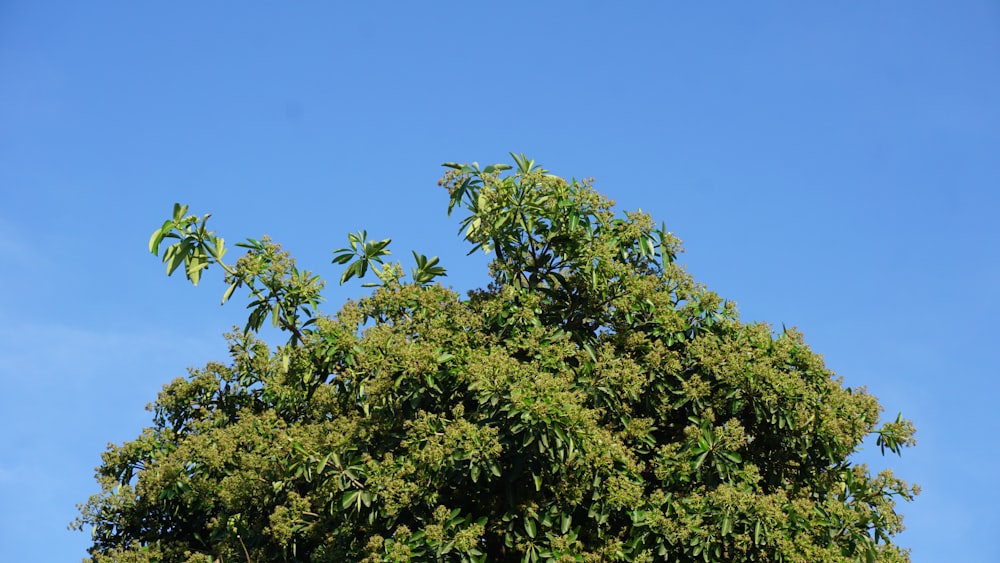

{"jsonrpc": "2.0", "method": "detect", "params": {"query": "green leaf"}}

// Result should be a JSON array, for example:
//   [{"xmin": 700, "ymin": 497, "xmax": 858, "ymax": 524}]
[
  {"xmin": 271, "ymin": 302, "xmax": 281, "ymax": 327},
  {"xmin": 339, "ymin": 262, "xmax": 357, "ymax": 285},
  {"xmin": 221, "ymin": 282, "xmax": 239, "ymax": 305},
  {"xmin": 172, "ymin": 202, "xmax": 188, "ymax": 222},
  {"xmin": 316, "ymin": 453, "xmax": 330, "ymax": 475},
  {"xmin": 166, "ymin": 242, "xmax": 189, "ymax": 277},
  {"xmin": 341, "ymin": 490, "xmax": 361, "ymax": 511},
  {"xmin": 237, "ymin": 238, "xmax": 262, "ymax": 250},
  {"xmin": 148, "ymin": 220, "xmax": 173, "ymax": 254},
  {"xmin": 211, "ymin": 236, "xmax": 225, "ymax": 260},
  {"xmin": 692, "ymin": 451, "xmax": 708, "ymax": 471},
  {"xmin": 331, "ymin": 251, "xmax": 353, "ymax": 264},
  {"xmin": 186, "ymin": 256, "xmax": 207, "ymax": 286}
]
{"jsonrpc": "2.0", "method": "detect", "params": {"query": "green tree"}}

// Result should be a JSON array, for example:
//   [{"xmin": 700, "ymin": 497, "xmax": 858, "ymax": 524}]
[{"xmin": 76, "ymin": 155, "xmax": 917, "ymax": 562}]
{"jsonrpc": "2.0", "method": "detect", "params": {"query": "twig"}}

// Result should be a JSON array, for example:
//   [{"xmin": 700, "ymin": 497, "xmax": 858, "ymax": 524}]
[{"xmin": 237, "ymin": 533, "xmax": 253, "ymax": 563}]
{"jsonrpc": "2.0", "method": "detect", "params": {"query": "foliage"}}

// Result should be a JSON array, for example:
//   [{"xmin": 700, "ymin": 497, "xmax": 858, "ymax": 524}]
[{"xmin": 76, "ymin": 154, "xmax": 917, "ymax": 562}]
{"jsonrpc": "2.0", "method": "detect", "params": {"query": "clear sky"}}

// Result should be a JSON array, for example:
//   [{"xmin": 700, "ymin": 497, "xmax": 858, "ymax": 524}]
[{"xmin": 1, "ymin": 2, "xmax": 997, "ymax": 561}]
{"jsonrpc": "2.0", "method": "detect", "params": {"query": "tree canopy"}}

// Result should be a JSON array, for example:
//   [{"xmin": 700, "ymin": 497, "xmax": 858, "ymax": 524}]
[{"xmin": 76, "ymin": 155, "xmax": 917, "ymax": 562}]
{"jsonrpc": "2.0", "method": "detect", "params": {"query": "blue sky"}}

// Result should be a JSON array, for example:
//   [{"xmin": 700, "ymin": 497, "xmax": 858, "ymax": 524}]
[{"xmin": 1, "ymin": 2, "xmax": 997, "ymax": 560}]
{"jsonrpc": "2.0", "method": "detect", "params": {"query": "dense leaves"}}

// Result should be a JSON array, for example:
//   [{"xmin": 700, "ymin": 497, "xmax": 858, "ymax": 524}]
[{"xmin": 76, "ymin": 155, "xmax": 917, "ymax": 562}]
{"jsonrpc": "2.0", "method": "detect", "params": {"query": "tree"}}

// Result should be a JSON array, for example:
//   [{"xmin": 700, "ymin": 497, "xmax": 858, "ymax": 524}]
[{"xmin": 75, "ymin": 154, "xmax": 918, "ymax": 562}]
